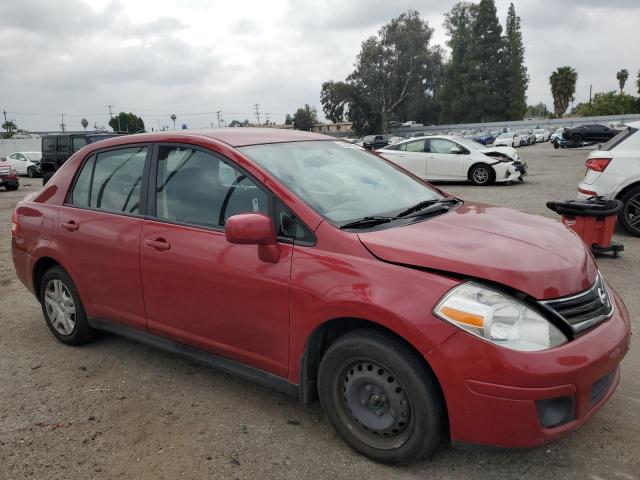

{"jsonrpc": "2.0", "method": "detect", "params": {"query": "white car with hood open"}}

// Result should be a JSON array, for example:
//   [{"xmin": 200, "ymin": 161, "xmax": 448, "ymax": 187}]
[{"xmin": 377, "ymin": 135, "xmax": 527, "ymax": 186}]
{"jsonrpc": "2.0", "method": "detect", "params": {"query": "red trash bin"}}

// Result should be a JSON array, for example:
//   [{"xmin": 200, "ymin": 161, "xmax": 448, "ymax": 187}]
[{"xmin": 547, "ymin": 198, "xmax": 624, "ymax": 257}]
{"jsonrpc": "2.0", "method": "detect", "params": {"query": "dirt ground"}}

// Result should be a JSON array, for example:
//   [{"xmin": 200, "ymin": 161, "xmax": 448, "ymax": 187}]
[{"xmin": 1, "ymin": 142, "xmax": 638, "ymax": 480}]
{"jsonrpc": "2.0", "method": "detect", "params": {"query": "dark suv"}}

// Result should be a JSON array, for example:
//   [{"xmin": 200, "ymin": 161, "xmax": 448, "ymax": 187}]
[
  {"xmin": 362, "ymin": 134, "xmax": 390, "ymax": 150},
  {"xmin": 41, "ymin": 133, "xmax": 124, "ymax": 184}
]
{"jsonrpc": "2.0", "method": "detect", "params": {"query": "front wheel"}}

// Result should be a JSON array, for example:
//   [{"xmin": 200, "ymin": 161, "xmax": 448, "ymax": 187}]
[
  {"xmin": 618, "ymin": 186, "xmax": 640, "ymax": 236},
  {"xmin": 469, "ymin": 164, "xmax": 495, "ymax": 186},
  {"xmin": 5, "ymin": 184, "xmax": 19, "ymax": 191},
  {"xmin": 318, "ymin": 330, "xmax": 444, "ymax": 465},
  {"xmin": 27, "ymin": 167, "xmax": 35, "ymax": 178}
]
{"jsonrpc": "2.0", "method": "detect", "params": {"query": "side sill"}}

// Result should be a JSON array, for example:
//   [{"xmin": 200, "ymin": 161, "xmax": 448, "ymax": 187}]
[{"xmin": 88, "ymin": 318, "xmax": 299, "ymax": 398}]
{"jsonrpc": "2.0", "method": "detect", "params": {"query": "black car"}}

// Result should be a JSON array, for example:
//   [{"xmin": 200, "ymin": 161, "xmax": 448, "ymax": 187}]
[
  {"xmin": 562, "ymin": 124, "xmax": 620, "ymax": 144},
  {"xmin": 41, "ymin": 133, "xmax": 124, "ymax": 184},
  {"xmin": 362, "ymin": 134, "xmax": 389, "ymax": 150}
]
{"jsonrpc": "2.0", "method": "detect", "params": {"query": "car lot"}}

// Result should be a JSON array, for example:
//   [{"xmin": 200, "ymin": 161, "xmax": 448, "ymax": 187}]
[{"xmin": 0, "ymin": 142, "xmax": 638, "ymax": 479}]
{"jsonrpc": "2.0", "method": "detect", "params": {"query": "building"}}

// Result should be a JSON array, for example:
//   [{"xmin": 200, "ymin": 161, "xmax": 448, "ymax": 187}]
[{"xmin": 311, "ymin": 122, "xmax": 353, "ymax": 134}]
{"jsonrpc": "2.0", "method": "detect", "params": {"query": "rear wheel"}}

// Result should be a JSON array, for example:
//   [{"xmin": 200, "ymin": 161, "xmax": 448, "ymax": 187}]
[
  {"xmin": 571, "ymin": 133, "xmax": 583, "ymax": 144},
  {"xmin": 469, "ymin": 164, "xmax": 495, "ymax": 186},
  {"xmin": 618, "ymin": 186, "xmax": 640, "ymax": 236},
  {"xmin": 318, "ymin": 330, "xmax": 444, "ymax": 465},
  {"xmin": 39, "ymin": 266, "xmax": 97, "ymax": 345}
]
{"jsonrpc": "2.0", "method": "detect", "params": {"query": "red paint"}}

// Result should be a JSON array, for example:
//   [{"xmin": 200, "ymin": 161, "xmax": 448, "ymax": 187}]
[{"xmin": 11, "ymin": 129, "xmax": 632, "ymax": 450}]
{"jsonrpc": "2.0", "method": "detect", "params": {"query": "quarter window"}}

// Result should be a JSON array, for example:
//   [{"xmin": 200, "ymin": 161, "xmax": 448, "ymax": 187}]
[
  {"xmin": 154, "ymin": 146, "xmax": 268, "ymax": 228},
  {"xmin": 70, "ymin": 147, "xmax": 147, "ymax": 214}
]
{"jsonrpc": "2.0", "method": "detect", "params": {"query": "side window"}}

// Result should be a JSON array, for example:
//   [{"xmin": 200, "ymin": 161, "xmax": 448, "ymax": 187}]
[
  {"xmin": 57, "ymin": 136, "xmax": 71, "ymax": 153},
  {"xmin": 155, "ymin": 146, "xmax": 268, "ymax": 228},
  {"xmin": 405, "ymin": 139, "xmax": 426, "ymax": 153},
  {"xmin": 70, "ymin": 148, "xmax": 146, "ymax": 214},
  {"xmin": 275, "ymin": 200, "xmax": 315, "ymax": 244},
  {"xmin": 428, "ymin": 139, "xmax": 456, "ymax": 154},
  {"xmin": 72, "ymin": 137, "xmax": 89, "ymax": 152},
  {"xmin": 42, "ymin": 138, "xmax": 56, "ymax": 153}
]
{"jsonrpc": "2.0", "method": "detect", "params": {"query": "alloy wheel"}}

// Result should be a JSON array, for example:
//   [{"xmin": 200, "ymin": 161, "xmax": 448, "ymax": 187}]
[
  {"xmin": 44, "ymin": 279, "xmax": 77, "ymax": 336},
  {"xmin": 472, "ymin": 167, "xmax": 489, "ymax": 184},
  {"xmin": 625, "ymin": 193, "xmax": 640, "ymax": 233}
]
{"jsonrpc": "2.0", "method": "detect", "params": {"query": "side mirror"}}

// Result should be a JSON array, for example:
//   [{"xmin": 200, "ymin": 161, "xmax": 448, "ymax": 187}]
[
  {"xmin": 225, "ymin": 213, "xmax": 280, "ymax": 263},
  {"xmin": 450, "ymin": 146, "xmax": 462, "ymax": 154}
]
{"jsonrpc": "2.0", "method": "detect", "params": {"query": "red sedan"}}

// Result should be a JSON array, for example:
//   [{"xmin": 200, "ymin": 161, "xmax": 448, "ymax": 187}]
[{"xmin": 11, "ymin": 129, "xmax": 631, "ymax": 464}]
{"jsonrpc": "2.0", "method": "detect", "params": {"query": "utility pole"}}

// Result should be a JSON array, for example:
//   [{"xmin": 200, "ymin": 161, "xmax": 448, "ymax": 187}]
[
  {"xmin": 254, "ymin": 104, "xmax": 261, "ymax": 125},
  {"xmin": 589, "ymin": 84, "xmax": 593, "ymax": 115},
  {"xmin": 265, "ymin": 112, "xmax": 270, "ymax": 125},
  {"xmin": 216, "ymin": 110, "xmax": 222, "ymax": 128},
  {"xmin": 106, "ymin": 105, "xmax": 114, "ymax": 118},
  {"xmin": 60, "ymin": 114, "xmax": 66, "ymax": 132}
]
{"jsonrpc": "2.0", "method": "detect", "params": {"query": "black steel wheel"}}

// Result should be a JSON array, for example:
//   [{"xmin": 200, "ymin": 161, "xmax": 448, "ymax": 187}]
[
  {"xmin": 618, "ymin": 186, "xmax": 640, "ymax": 236},
  {"xmin": 318, "ymin": 330, "xmax": 444, "ymax": 465}
]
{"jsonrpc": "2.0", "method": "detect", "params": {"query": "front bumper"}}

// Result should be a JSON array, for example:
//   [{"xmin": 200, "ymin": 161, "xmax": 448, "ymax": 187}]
[
  {"xmin": 0, "ymin": 175, "xmax": 19, "ymax": 187},
  {"xmin": 425, "ymin": 285, "xmax": 631, "ymax": 448}
]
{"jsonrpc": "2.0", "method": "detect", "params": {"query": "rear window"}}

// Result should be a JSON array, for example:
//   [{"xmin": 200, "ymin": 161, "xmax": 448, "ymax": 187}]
[{"xmin": 601, "ymin": 127, "xmax": 637, "ymax": 151}]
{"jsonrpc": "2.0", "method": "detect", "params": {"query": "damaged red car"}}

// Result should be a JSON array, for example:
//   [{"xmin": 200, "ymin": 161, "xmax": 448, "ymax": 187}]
[{"xmin": 11, "ymin": 129, "xmax": 631, "ymax": 464}]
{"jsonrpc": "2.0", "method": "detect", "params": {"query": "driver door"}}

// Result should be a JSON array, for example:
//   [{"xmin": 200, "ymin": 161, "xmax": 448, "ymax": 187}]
[
  {"xmin": 140, "ymin": 144, "xmax": 292, "ymax": 376},
  {"xmin": 426, "ymin": 138, "xmax": 465, "ymax": 179}
]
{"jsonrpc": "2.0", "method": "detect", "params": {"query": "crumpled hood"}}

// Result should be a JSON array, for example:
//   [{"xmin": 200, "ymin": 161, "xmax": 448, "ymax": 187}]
[
  {"xmin": 357, "ymin": 202, "xmax": 597, "ymax": 300},
  {"xmin": 479, "ymin": 146, "xmax": 518, "ymax": 161}
]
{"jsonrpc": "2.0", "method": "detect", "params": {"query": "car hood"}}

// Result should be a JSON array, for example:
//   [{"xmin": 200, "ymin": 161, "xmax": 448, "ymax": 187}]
[
  {"xmin": 478, "ymin": 145, "xmax": 518, "ymax": 161},
  {"xmin": 357, "ymin": 202, "xmax": 597, "ymax": 300}
]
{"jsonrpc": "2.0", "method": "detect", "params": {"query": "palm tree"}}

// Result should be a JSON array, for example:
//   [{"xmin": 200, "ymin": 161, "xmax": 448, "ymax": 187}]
[
  {"xmin": 81, "ymin": 118, "xmax": 89, "ymax": 131},
  {"xmin": 170, "ymin": 114, "xmax": 177, "ymax": 130},
  {"xmin": 2, "ymin": 120, "xmax": 17, "ymax": 138},
  {"xmin": 616, "ymin": 69, "xmax": 629, "ymax": 94},
  {"xmin": 549, "ymin": 66, "xmax": 578, "ymax": 117}
]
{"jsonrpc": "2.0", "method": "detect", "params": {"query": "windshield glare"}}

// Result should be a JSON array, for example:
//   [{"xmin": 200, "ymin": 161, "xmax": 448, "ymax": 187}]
[
  {"xmin": 454, "ymin": 138, "xmax": 485, "ymax": 151},
  {"xmin": 239, "ymin": 141, "xmax": 443, "ymax": 223}
]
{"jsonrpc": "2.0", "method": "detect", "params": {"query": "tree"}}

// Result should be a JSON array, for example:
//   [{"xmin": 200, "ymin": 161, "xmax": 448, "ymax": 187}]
[
  {"xmin": 637, "ymin": 70, "xmax": 640, "ymax": 95},
  {"xmin": 525, "ymin": 102, "xmax": 549, "ymax": 117},
  {"xmin": 503, "ymin": 3, "xmax": 528, "ymax": 120},
  {"xmin": 616, "ymin": 69, "xmax": 629, "ymax": 94},
  {"xmin": 549, "ymin": 66, "xmax": 577, "ymax": 117},
  {"xmin": 320, "ymin": 81, "xmax": 352, "ymax": 123},
  {"xmin": 292, "ymin": 105, "xmax": 318, "ymax": 131},
  {"xmin": 2, "ymin": 120, "xmax": 17, "ymax": 138},
  {"xmin": 170, "ymin": 113, "xmax": 177, "ymax": 130},
  {"xmin": 347, "ymin": 10, "xmax": 441, "ymax": 131},
  {"xmin": 572, "ymin": 91, "xmax": 640, "ymax": 116},
  {"xmin": 108, "ymin": 112, "xmax": 145, "ymax": 133},
  {"xmin": 81, "ymin": 118, "xmax": 89, "ymax": 131},
  {"xmin": 285, "ymin": 114, "xmax": 293, "ymax": 125}
]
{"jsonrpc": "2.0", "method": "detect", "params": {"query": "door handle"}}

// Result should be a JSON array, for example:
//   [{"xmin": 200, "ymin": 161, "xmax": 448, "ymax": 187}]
[
  {"xmin": 145, "ymin": 238, "xmax": 171, "ymax": 251},
  {"xmin": 61, "ymin": 221, "xmax": 79, "ymax": 231}
]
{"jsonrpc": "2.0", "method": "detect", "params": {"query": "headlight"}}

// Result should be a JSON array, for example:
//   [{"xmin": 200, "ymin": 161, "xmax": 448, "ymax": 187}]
[{"xmin": 434, "ymin": 283, "xmax": 567, "ymax": 351}]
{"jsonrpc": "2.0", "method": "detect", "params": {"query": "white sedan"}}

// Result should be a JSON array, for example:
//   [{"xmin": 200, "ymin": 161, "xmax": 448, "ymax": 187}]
[
  {"xmin": 5, "ymin": 151, "xmax": 42, "ymax": 177},
  {"xmin": 377, "ymin": 136, "xmax": 526, "ymax": 185},
  {"xmin": 533, "ymin": 129, "xmax": 550, "ymax": 142},
  {"xmin": 494, "ymin": 131, "xmax": 524, "ymax": 147}
]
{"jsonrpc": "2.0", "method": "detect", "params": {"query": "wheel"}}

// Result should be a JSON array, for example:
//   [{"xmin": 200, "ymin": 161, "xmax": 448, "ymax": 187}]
[
  {"xmin": 317, "ymin": 330, "xmax": 444, "ymax": 465},
  {"xmin": 618, "ymin": 186, "xmax": 640, "ymax": 237},
  {"xmin": 39, "ymin": 266, "xmax": 97, "ymax": 345},
  {"xmin": 5, "ymin": 184, "xmax": 19, "ymax": 191},
  {"xmin": 469, "ymin": 164, "xmax": 495, "ymax": 186},
  {"xmin": 571, "ymin": 133, "xmax": 582, "ymax": 144},
  {"xmin": 511, "ymin": 142, "xmax": 515, "ymax": 148},
  {"xmin": 27, "ymin": 167, "xmax": 35, "ymax": 178}
]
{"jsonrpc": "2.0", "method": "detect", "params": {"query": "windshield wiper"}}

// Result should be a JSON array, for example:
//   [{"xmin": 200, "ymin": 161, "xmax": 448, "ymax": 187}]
[
  {"xmin": 339, "ymin": 216, "xmax": 396, "ymax": 230},
  {"xmin": 396, "ymin": 198, "xmax": 459, "ymax": 217}
]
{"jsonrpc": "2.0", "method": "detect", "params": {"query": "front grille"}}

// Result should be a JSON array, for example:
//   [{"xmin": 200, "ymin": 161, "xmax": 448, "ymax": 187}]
[
  {"xmin": 541, "ymin": 274, "xmax": 613, "ymax": 332},
  {"xmin": 590, "ymin": 371, "xmax": 615, "ymax": 407},
  {"xmin": 0, "ymin": 167, "xmax": 10, "ymax": 176}
]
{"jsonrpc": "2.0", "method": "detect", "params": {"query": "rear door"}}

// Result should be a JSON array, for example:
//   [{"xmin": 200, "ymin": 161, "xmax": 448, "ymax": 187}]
[
  {"xmin": 57, "ymin": 144, "xmax": 150, "ymax": 330},
  {"xmin": 426, "ymin": 138, "xmax": 465, "ymax": 179},
  {"xmin": 139, "ymin": 144, "xmax": 292, "ymax": 376},
  {"xmin": 380, "ymin": 139, "xmax": 427, "ymax": 179}
]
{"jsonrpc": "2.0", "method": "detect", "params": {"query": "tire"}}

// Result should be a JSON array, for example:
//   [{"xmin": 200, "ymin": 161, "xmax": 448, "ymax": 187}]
[
  {"xmin": 618, "ymin": 186, "xmax": 640, "ymax": 237},
  {"xmin": 511, "ymin": 142, "xmax": 515, "ymax": 148},
  {"xmin": 469, "ymin": 164, "xmax": 495, "ymax": 186},
  {"xmin": 39, "ymin": 266, "xmax": 97, "ymax": 346},
  {"xmin": 571, "ymin": 133, "xmax": 582, "ymax": 144},
  {"xmin": 27, "ymin": 167, "xmax": 35, "ymax": 178},
  {"xmin": 317, "ymin": 330, "xmax": 444, "ymax": 465},
  {"xmin": 5, "ymin": 184, "xmax": 19, "ymax": 191}
]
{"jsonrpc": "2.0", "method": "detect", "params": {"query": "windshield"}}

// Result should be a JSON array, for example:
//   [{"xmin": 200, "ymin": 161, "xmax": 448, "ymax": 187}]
[
  {"xmin": 454, "ymin": 138, "xmax": 485, "ymax": 151},
  {"xmin": 24, "ymin": 152, "xmax": 42, "ymax": 161},
  {"xmin": 498, "ymin": 133, "xmax": 512, "ymax": 138},
  {"xmin": 239, "ymin": 141, "xmax": 443, "ymax": 224},
  {"xmin": 533, "ymin": 129, "xmax": 545, "ymax": 134}
]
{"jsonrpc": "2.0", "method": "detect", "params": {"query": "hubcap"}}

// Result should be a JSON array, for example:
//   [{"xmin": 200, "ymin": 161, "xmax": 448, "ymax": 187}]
[
  {"xmin": 44, "ymin": 279, "xmax": 76, "ymax": 336},
  {"xmin": 340, "ymin": 360, "xmax": 412, "ymax": 446},
  {"xmin": 473, "ymin": 168, "xmax": 489, "ymax": 183},
  {"xmin": 626, "ymin": 193, "xmax": 640, "ymax": 232}
]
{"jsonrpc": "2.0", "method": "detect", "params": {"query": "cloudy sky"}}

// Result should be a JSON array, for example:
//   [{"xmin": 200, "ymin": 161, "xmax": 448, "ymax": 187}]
[{"xmin": 1, "ymin": 0, "xmax": 639, "ymax": 131}]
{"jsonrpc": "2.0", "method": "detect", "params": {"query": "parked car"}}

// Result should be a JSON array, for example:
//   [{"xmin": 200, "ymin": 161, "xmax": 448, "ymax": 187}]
[
  {"xmin": 550, "ymin": 128, "xmax": 565, "ymax": 142},
  {"xmin": 362, "ymin": 134, "xmax": 389, "ymax": 150},
  {"xmin": 0, "ymin": 159, "xmax": 19, "ymax": 190},
  {"xmin": 577, "ymin": 121, "xmax": 640, "ymax": 236},
  {"xmin": 562, "ymin": 124, "xmax": 621, "ymax": 144},
  {"xmin": 378, "ymin": 135, "xmax": 526, "ymax": 185},
  {"xmin": 516, "ymin": 129, "xmax": 534, "ymax": 146},
  {"xmin": 11, "ymin": 129, "xmax": 630, "ymax": 465},
  {"xmin": 494, "ymin": 131, "xmax": 523, "ymax": 147},
  {"xmin": 468, "ymin": 131, "xmax": 495, "ymax": 145},
  {"xmin": 41, "ymin": 133, "xmax": 124, "ymax": 184},
  {"xmin": 400, "ymin": 120, "xmax": 423, "ymax": 128},
  {"xmin": 6, "ymin": 151, "xmax": 42, "ymax": 177},
  {"xmin": 533, "ymin": 129, "xmax": 550, "ymax": 143}
]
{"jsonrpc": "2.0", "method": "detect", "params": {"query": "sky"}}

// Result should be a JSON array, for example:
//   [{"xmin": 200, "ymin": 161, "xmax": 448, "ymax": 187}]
[{"xmin": 1, "ymin": 0, "xmax": 639, "ymax": 131}]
